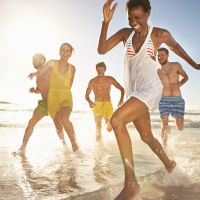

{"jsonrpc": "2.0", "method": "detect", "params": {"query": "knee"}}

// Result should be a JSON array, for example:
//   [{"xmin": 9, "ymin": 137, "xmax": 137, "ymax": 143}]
[
  {"xmin": 110, "ymin": 113, "xmax": 125, "ymax": 130},
  {"xmin": 106, "ymin": 123, "xmax": 112, "ymax": 132},
  {"xmin": 141, "ymin": 134, "xmax": 155, "ymax": 144},
  {"xmin": 28, "ymin": 118, "xmax": 36, "ymax": 127},
  {"xmin": 61, "ymin": 117, "xmax": 70, "ymax": 127},
  {"xmin": 56, "ymin": 127, "xmax": 63, "ymax": 133},
  {"xmin": 95, "ymin": 120, "xmax": 101, "ymax": 127},
  {"xmin": 162, "ymin": 120, "xmax": 168, "ymax": 127}
]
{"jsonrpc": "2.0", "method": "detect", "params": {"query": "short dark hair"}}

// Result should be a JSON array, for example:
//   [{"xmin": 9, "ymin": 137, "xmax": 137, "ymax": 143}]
[
  {"xmin": 126, "ymin": 0, "xmax": 151, "ymax": 12},
  {"xmin": 96, "ymin": 62, "xmax": 106, "ymax": 70},
  {"xmin": 158, "ymin": 47, "xmax": 169, "ymax": 55}
]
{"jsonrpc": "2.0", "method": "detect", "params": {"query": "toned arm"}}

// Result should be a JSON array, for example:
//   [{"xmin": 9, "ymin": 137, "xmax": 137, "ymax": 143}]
[
  {"xmin": 110, "ymin": 77, "xmax": 124, "ymax": 106},
  {"xmin": 28, "ymin": 60, "xmax": 54, "ymax": 79},
  {"xmin": 158, "ymin": 29, "xmax": 200, "ymax": 70},
  {"xmin": 70, "ymin": 65, "xmax": 76, "ymax": 89},
  {"xmin": 85, "ymin": 80, "xmax": 94, "ymax": 108},
  {"xmin": 177, "ymin": 63, "xmax": 188, "ymax": 86}
]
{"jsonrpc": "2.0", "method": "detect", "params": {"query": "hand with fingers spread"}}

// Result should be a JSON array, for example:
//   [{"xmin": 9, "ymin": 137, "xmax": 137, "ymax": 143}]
[{"xmin": 103, "ymin": 0, "xmax": 118, "ymax": 23}]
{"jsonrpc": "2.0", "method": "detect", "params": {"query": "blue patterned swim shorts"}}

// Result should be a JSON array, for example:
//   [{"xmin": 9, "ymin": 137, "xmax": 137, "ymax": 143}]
[{"xmin": 159, "ymin": 96, "xmax": 185, "ymax": 118}]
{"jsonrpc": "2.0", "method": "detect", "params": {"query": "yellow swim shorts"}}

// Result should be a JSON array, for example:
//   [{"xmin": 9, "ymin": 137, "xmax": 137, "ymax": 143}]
[
  {"xmin": 92, "ymin": 102, "xmax": 113, "ymax": 118},
  {"xmin": 34, "ymin": 100, "xmax": 48, "ymax": 116}
]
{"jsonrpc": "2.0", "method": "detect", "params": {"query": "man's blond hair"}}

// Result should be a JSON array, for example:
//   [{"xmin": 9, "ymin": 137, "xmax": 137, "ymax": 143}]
[{"xmin": 32, "ymin": 53, "xmax": 46, "ymax": 64}]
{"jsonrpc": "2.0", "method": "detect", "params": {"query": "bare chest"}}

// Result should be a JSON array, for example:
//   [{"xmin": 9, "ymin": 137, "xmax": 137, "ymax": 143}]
[
  {"xmin": 93, "ymin": 80, "xmax": 111, "ymax": 91},
  {"xmin": 36, "ymin": 73, "xmax": 50, "ymax": 86}
]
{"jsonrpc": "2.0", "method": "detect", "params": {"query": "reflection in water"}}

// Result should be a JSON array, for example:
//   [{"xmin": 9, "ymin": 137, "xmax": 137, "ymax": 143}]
[
  {"xmin": 18, "ymin": 151, "xmax": 83, "ymax": 199},
  {"xmin": 93, "ymin": 142, "xmax": 115, "ymax": 185},
  {"xmin": 55, "ymin": 157, "xmax": 82, "ymax": 194},
  {"xmin": 19, "ymin": 156, "xmax": 53, "ymax": 199}
]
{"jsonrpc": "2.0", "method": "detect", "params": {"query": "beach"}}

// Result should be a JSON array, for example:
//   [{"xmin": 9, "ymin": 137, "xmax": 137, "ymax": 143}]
[{"xmin": 0, "ymin": 102, "xmax": 200, "ymax": 200}]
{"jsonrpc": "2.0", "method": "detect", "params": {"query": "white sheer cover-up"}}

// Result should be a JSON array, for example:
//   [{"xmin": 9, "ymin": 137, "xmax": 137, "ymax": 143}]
[{"xmin": 124, "ymin": 26, "xmax": 163, "ymax": 111}]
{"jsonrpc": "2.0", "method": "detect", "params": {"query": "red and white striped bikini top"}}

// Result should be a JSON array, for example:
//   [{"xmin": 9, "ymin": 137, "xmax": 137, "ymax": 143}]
[{"xmin": 125, "ymin": 26, "xmax": 155, "ymax": 58}]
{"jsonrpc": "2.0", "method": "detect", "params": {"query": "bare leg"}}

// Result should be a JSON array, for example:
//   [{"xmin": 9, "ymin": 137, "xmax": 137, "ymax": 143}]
[
  {"xmin": 110, "ymin": 98, "xmax": 147, "ymax": 200},
  {"xmin": 15, "ymin": 113, "xmax": 43, "ymax": 155},
  {"xmin": 134, "ymin": 113, "xmax": 175, "ymax": 171},
  {"xmin": 161, "ymin": 115, "xmax": 169, "ymax": 147},
  {"xmin": 175, "ymin": 116, "xmax": 184, "ymax": 131},
  {"xmin": 105, "ymin": 117, "xmax": 112, "ymax": 132},
  {"xmin": 111, "ymin": 97, "xmax": 176, "ymax": 200},
  {"xmin": 95, "ymin": 116, "xmax": 102, "ymax": 141},
  {"xmin": 59, "ymin": 107, "xmax": 78, "ymax": 152},
  {"xmin": 53, "ymin": 113, "xmax": 67, "ymax": 146}
]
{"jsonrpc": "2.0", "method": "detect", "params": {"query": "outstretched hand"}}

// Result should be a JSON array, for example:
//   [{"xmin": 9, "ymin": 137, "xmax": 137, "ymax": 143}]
[
  {"xmin": 103, "ymin": 0, "xmax": 118, "ymax": 23},
  {"xmin": 27, "ymin": 72, "xmax": 36, "ymax": 80},
  {"xmin": 29, "ymin": 87, "xmax": 36, "ymax": 93}
]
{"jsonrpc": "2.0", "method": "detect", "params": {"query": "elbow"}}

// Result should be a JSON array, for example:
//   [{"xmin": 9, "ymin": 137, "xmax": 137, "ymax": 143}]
[
  {"xmin": 97, "ymin": 46, "xmax": 106, "ymax": 55},
  {"xmin": 85, "ymin": 94, "xmax": 88, "ymax": 101},
  {"xmin": 184, "ymin": 74, "xmax": 189, "ymax": 82}
]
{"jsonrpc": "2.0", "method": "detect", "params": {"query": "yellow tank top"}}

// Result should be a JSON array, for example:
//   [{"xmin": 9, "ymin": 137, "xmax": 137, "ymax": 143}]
[{"xmin": 48, "ymin": 60, "xmax": 73, "ymax": 118}]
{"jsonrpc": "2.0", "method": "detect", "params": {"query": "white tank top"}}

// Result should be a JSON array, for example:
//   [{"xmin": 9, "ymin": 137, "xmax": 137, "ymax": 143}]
[{"xmin": 124, "ymin": 26, "xmax": 163, "ymax": 110}]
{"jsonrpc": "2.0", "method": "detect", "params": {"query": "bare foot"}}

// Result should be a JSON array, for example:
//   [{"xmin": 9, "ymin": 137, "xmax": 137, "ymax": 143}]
[
  {"xmin": 12, "ymin": 148, "xmax": 26, "ymax": 157},
  {"xmin": 115, "ymin": 182, "xmax": 140, "ymax": 200},
  {"xmin": 74, "ymin": 149, "xmax": 85, "ymax": 158},
  {"xmin": 166, "ymin": 160, "xmax": 176, "ymax": 173},
  {"xmin": 72, "ymin": 143, "xmax": 79, "ymax": 152}
]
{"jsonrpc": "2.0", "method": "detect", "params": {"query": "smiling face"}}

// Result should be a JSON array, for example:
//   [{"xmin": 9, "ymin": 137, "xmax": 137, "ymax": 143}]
[
  {"xmin": 128, "ymin": 6, "xmax": 150, "ymax": 33},
  {"xmin": 59, "ymin": 43, "xmax": 73, "ymax": 61}
]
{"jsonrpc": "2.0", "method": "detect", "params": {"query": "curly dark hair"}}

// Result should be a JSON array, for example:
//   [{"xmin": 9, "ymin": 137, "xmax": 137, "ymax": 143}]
[{"xmin": 126, "ymin": 0, "xmax": 151, "ymax": 12}]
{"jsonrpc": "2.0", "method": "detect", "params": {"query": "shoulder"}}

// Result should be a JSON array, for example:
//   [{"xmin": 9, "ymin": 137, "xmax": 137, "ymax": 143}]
[
  {"xmin": 152, "ymin": 27, "xmax": 172, "ymax": 39},
  {"xmin": 89, "ymin": 77, "xmax": 96, "ymax": 85},
  {"xmin": 69, "ymin": 64, "xmax": 76, "ymax": 73},
  {"xmin": 47, "ymin": 59, "xmax": 57, "ymax": 67},
  {"xmin": 120, "ymin": 28, "xmax": 133, "ymax": 35},
  {"xmin": 106, "ymin": 76, "xmax": 117, "ymax": 84},
  {"xmin": 47, "ymin": 59, "xmax": 58, "ymax": 65},
  {"xmin": 116, "ymin": 28, "xmax": 134, "ymax": 42},
  {"xmin": 170, "ymin": 62, "xmax": 182, "ymax": 68},
  {"xmin": 106, "ymin": 75, "xmax": 115, "ymax": 81},
  {"xmin": 123, "ymin": 28, "xmax": 134, "ymax": 40}
]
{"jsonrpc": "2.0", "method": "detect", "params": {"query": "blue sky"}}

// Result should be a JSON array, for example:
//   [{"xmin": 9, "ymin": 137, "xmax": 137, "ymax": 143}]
[{"xmin": 0, "ymin": 0, "xmax": 199, "ymax": 110}]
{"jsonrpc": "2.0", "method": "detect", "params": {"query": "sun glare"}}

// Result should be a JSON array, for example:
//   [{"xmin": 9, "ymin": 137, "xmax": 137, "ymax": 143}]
[{"xmin": 8, "ymin": 15, "xmax": 58, "ymax": 57}]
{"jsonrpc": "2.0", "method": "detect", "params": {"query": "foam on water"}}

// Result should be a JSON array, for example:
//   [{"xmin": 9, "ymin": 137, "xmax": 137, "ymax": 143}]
[{"xmin": 0, "ymin": 102, "xmax": 200, "ymax": 199}]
